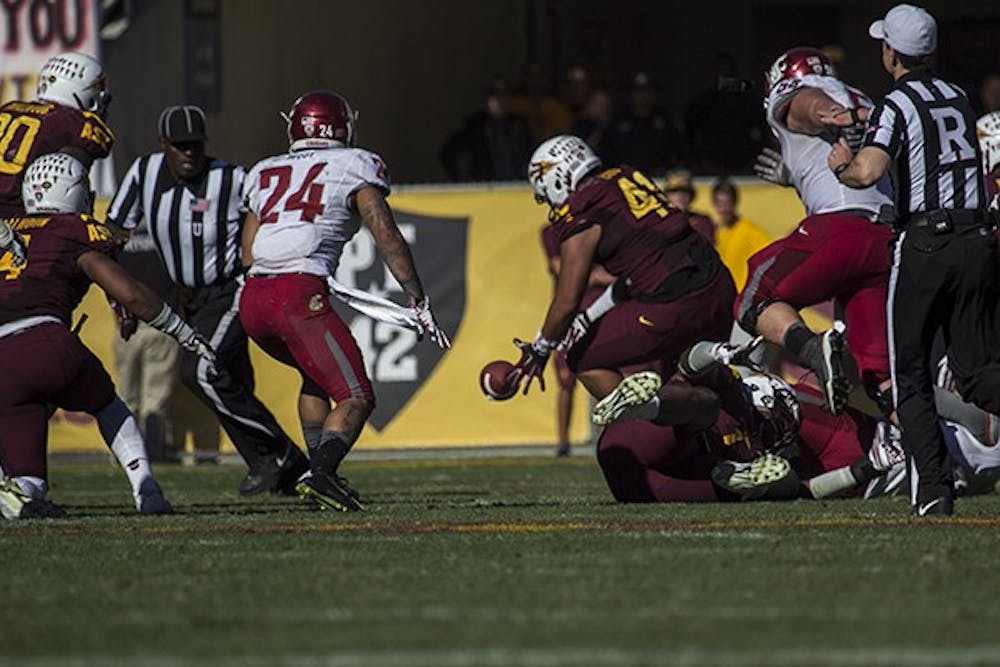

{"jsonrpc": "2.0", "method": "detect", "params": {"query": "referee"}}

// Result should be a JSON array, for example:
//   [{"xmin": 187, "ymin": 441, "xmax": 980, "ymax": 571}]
[
  {"xmin": 107, "ymin": 105, "xmax": 308, "ymax": 495},
  {"xmin": 828, "ymin": 4, "xmax": 1000, "ymax": 517}
]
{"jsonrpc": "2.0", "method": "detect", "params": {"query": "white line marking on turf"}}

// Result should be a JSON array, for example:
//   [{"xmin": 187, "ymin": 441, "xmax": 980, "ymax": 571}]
[{"xmin": 16, "ymin": 646, "xmax": 1000, "ymax": 667}]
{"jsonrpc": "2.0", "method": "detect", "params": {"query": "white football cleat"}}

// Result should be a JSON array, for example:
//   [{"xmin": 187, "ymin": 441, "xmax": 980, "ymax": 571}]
[
  {"xmin": 0, "ymin": 476, "xmax": 30, "ymax": 520},
  {"xmin": 711, "ymin": 453, "xmax": 800, "ymax": 501},
  {"xmin": 592, "ymin": 371, "xmax": 662, "ymax": 426}
]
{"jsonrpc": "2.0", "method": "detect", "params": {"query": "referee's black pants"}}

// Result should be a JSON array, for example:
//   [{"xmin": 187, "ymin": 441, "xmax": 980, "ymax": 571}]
[
  {"xmin": 178, "ymin": 279, "xmax": 300, "ymax": 468},
  {"xmin": 888, "ymin": 225, "xmax": 1000, "ymax": 507}
]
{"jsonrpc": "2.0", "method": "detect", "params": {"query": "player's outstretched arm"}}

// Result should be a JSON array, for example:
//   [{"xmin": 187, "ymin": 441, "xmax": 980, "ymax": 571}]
[
  {"xmin": 77, "ymin": 251, "xmax": 216, "ymax": 366},
  {"xmin": 241, "ymin": 210, "xmax": 261, "ymax": 269},
  {"xmin": 541, "ymin": 225, "xmax": 600, "ymax": 343},
  {"xmin": 356, "ymin": 186, "xmax": 450, "ymax": 348}
]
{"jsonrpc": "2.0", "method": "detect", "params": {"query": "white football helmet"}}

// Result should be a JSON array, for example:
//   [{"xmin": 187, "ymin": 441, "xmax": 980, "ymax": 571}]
[
  {"xmin": 36, "ymin": 52, "xmax": 111, "ymax": 117},
  {"xmin": 22, "ymin": 153, "xmax": 94, "ymax": 215},
  {"xmin": 528, "ymin": 135, "xmax": 601, "ymax": 212},
  {"xmin": 977, "ymin": 111, "xmax": 1000, "ymax": 174},
  {"xmin": 741, "ymin": 371, "xmax": 801, "ymax": 448}
]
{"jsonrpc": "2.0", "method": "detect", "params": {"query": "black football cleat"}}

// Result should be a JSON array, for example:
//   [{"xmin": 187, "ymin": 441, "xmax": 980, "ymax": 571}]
[
  {"xmin": 274, "ymin": 446, "xmax": 310, "ymax": 497},
  {"xmin": 295, "ymin": 473, "xmax": 365, "ymax": 512}
]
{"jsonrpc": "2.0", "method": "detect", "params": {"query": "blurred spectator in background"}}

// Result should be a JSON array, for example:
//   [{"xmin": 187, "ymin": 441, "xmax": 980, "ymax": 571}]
[
  {"xmin": 570, "ymin": 90, "xmax": 613, "ymax": 153},
  {"xmin": 602, "ymin": 72, "xmax": 683, "ymax": 177},
  {"xmin": 662, "ymin": 169, "xmax": 714, "ymax": 242},
  {"xmin": 440, "ymin": 76, "xmax": 535, "ymax": 181},
  {"xmin": 509, "ymin": 62, "xmax": 572, "ymax": 142},
  {"xmin": 980, "ymin": 73, "xmax": 1000, "ymax": 114},
  {"xmin": 710, "ymin": 179, "xmax": 769, "ymax": 291},
  {"xmin": 113, "ymin": 220, "xmax": 182, "ymax": 463},
  {"xmin": 563, "ymin": 64, "xmax": 595, "ymax": 117},
  {"xmin": 685, "ymin": 53, "xmax": 768, "ymax": 175}
]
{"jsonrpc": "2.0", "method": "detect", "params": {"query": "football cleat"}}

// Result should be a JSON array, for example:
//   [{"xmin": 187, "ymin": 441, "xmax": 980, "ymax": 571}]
[
  {"xmin": 295, "ymin": 473, "xmax": 365, "ymax": 512},
  {"xmin": 0, "ymin": 477, "xmax": 66, "ymax": 520},
  {"xmin": 817, "ymin": 328, "xmax": 850, "ymax": 416},
  {"xmin": 711, "ymin": 453, "xmax": 800, "ymax": 501},
  {"xmin": 592, "ymin": 371, "xmax": 663, "ymax": 426},
  {"xmin": 135, "ymin": 479, "xmax": 174, "ymax": 516},
  {"xmin": 868, "ymin": 421, "xmax": 905, "ymax": 472}
]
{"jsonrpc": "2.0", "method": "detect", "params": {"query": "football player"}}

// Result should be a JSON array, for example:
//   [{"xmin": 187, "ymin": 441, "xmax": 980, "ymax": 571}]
[
  {"xmin": 0, "ymin": 52, "xmax": 114, "ymax": 217},
  {"xmin": 0, "ymin": 154, "xmax": 215, "ymax": 520},
  {"xmin": 514, "ymin": 135, "xmax": 735, "ymax": 434},
  {"xmin": 240, "ymin": 91, "xmax": 449, "ymax": 512},
  {"xmin": 596, "ymin": 341, "xmax": 802, "ymax": 502},
  {"xmin": 978, "ymin": 111, "xmax": 1000, "ymax": 210},
  {"xmin": 737, "ymin": 47, "xmax": 895, "ymax": 416}
]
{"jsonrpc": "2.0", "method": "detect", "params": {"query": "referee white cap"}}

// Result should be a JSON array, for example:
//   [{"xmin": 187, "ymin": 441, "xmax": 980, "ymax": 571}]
[
  {"xmin": 869, "ymin": 4, "xmax": 937, "ymax": 57},
  {"xmin": 158, "ymin": 105, "xmax": 207, "ymax": 142}
]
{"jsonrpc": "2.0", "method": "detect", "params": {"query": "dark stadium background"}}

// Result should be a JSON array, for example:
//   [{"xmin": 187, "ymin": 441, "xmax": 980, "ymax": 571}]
[{"xmin": 102, "ymin": 0, "xmax": 1000, "ymax": 183}]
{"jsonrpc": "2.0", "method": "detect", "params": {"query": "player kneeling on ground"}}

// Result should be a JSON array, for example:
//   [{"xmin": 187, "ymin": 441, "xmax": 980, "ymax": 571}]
[{"xmin": 0, "ymin": 154, "xmax": 216, "ymax": 520}]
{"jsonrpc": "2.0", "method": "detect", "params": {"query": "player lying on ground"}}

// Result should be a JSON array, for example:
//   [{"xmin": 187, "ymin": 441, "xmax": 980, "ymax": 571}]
[{"xmin": 0, "ymin": 154, "xmax": 216, "ymax": 520}]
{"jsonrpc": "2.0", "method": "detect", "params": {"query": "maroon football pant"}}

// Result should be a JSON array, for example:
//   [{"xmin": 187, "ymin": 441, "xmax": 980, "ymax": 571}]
[
  {"xmin": 597, "ymin": 420, "xmax": 737, "ymax": 503},
  {"xmin": 735, "ymin": 212, "xmax": 893, "ymax": 396},
  {"xmin": 0, "ymin": 323, "xmax": 116, "ymax": 479},
  {"xmin": 239, "ymin": 274, "xmax": 375, "ymax": 404},
  {"xmin": 569, "ymin": 269, "xmax": 735, "ymax": 375},
  {"xmin": 794, "ymin": 384, "xmax": 872, "ymax": 479}
]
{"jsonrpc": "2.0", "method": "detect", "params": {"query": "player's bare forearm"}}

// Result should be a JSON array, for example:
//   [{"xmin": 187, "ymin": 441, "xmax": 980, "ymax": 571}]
[
  {"xmin": 78, "ymin": 251, "xmax": 164, "ymax": 320},
  {"xmin": 831, "ymin": 143, "xmax": 890, "ymax": 189},
  {"xmin": 241, "ymin": 211, "xmax": 260, "ymax": 269},
  {"xmin": 356, "ymin": 186, "xmax": 425, "ymax": 302},
  {"xmin": 788, "ymin": 89, "xmax": 849, "ymax": 135},
  {"xmin": 541, "ymin": 226, "xmax": 599, "ymax": 341}
]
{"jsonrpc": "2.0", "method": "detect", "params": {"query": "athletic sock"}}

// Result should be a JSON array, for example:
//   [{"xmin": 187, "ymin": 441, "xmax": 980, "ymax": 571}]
[
  {"xmin": 301, "ymin": 422, "xmax": 324, "ymax": 450},
  {"xmin": 806, "ymin": 466, "xmax": 858, "ymax": 499},
  {"xmin": 96, "ymin": 397, "xmax": 154, "ymax": 497},
  {"xmin": 633, "ymin": 395, "xmax": 662, "ymax": 422},
  {"xmin": 784, "ymin": 323, "xmax": 821, "ymax": 370},
  {"xmin": 310, "ymin": 431, "xmax": 351, "ymax": 475}
]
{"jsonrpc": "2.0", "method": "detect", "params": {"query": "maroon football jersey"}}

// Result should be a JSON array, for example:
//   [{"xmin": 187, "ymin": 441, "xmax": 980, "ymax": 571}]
[
  {"xmin": 0, "ymin": 101, "xmax": 114, "ymax": 216},
  {"xmin": 0, "ymin": 213, "xmax": 115, "ymax": 326},
  {"xmin": 550, "ymin": 165, "xmax": 724, "ymax": 298},
  {"xmin": 687, "ymin": 211, "xmax": 716, "ymax": 244}
]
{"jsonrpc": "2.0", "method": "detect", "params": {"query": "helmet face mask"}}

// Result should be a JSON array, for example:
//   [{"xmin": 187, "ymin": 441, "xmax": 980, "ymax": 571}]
[
  {"xmin": 527, "ymin": 135, "xmax": 601, "ymax": 215},
  {"xmin": 36, "ymin": 52, "xmax": 111, "ymax": 117},
  {"xmin": 284, "ymin": 91, "xmax": 357, "ymax": 151},
  {"xmin": 741, "ymin": 372, "xmax": 801, "ymax": 449},
  {"xmin": 22, "ymin": 153, "xmax": 94, "ymax": 215}
]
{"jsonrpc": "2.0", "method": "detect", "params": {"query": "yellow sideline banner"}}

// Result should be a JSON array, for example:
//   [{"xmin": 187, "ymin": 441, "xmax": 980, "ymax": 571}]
[{"xmin": 48, "ymin": 182, "xmax": 806, "ymax": 452}]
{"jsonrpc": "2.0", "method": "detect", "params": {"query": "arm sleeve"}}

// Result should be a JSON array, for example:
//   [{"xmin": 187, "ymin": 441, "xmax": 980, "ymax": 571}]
[
  {"xmin": 105, "ymin": 157, "xmax": 145, "ymax": 230},
  {"xmin": 864, "ymin": 96, "xmax": 903, "ymax": 158}
]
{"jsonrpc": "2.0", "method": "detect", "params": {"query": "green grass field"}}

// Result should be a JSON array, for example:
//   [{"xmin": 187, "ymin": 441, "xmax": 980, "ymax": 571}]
[{"xmin": 5, "ymin": 456, "xmax": 1000, "ymax": 667}]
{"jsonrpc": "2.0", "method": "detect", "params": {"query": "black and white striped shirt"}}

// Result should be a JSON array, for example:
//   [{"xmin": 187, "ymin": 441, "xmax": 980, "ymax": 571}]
[
  {"xmin": 865, "ymin": 74, "xmax": 986, "ymax": 222},
  {"xmin": 107, "ymin": 153, "xmax": 245, "ymax": 287}
]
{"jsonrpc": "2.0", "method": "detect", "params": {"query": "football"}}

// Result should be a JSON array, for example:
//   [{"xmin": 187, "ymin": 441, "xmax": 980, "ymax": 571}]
[{"xmin": 479, "ymin": 360, "xmax": 519, "ymax": 400}]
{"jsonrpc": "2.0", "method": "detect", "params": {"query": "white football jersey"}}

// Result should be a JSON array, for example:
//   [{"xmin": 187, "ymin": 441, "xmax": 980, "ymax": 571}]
[
  {"xmin": 243, "ymin": 146, "xmax": 390, "ymax": 276},
  {"xmin": 766, "ymin": 74, "xmax": 892, "ymax": 216}
]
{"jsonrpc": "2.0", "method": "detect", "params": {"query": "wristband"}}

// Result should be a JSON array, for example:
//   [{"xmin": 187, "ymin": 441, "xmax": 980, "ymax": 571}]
[{"xmin": 834, "ymin": 163, "xmax": 850, "ymax": 180}]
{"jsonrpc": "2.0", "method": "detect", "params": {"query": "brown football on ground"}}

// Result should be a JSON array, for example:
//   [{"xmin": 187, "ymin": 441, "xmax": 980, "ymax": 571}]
[{"xmin": 479, "ymin": 360, "xmax": 519, "ymax": 400}]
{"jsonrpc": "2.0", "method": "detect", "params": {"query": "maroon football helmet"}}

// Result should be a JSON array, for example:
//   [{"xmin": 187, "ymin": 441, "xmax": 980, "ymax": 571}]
[
  {"xmin": 765, "ymin": 47, "xmax": 836, "ymax": 96},
  {"xmin": 284, "ymin": 90, "xmax": 356, "ymax": 149}
]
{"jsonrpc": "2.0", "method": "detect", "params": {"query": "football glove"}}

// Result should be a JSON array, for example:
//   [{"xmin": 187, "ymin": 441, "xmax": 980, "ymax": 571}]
[
  {"xmin": 109, "ymin": 299, "xmax": 138, "ymax": 341},
  {"xmin": 411, "ymin": 296, "xmax": 451, "ymax": 349},
  {"xmin": 753, "ymin": 147, "xmax": 791, "ymax": 187},
  {"xmin": 512, "ymin": 333, "xmax": 555, "ymax": 394},
  {"xmin": 0, "ymin": 222, "xmax": 27, "ymax": 267},
  {"xmin": 148, "ymin": 304, "xmax": 218, "ymax": 373}
]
